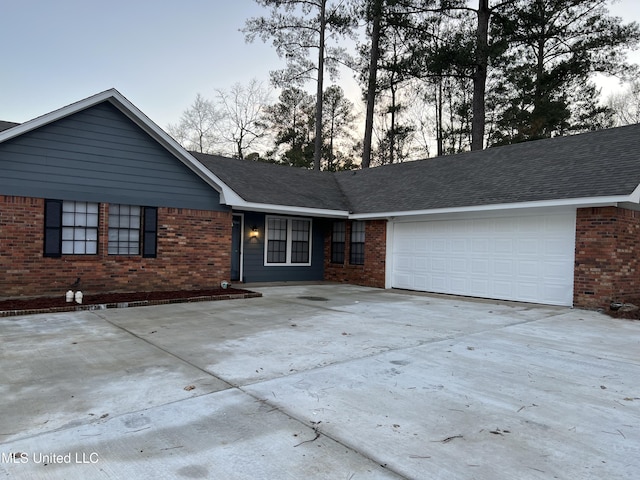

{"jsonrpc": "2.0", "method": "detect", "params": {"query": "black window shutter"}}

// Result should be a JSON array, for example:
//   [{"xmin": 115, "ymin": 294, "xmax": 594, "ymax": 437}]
[
  {"xmin": 142, "ymin": 207, "xmax": 157, "ymax": 258},
  {"xmin": 43, "ymin": 199, "xmax": 62, "ymax": 257}
]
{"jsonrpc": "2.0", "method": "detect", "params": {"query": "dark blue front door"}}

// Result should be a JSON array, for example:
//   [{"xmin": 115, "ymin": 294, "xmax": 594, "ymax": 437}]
[{"xmin": 231, "ymin": 215, "xmax": 242, "ymax": 281}]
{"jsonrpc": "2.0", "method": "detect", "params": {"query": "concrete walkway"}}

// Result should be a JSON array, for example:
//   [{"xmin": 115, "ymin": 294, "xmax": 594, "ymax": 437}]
[{"xmin": 0, "ymin": 285, "xmax": 638, "ymax": 479}]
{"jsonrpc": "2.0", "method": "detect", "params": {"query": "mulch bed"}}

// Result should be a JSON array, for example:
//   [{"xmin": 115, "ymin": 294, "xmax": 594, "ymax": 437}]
[{"xmin": 0, "ymin": 288, "xmax": 261, "ymax": 317}]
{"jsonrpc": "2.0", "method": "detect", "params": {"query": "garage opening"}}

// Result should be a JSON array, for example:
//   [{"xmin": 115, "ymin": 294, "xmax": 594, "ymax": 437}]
[{"xmin": 390, "ymin": 211, "xmax": 576, "ymax": 306}]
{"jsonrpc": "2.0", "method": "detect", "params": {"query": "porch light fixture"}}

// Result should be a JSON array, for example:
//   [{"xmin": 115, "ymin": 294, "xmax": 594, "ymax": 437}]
[{"xmin": 250, "ymin": 226, "xmax": 259, "ymax": 238}]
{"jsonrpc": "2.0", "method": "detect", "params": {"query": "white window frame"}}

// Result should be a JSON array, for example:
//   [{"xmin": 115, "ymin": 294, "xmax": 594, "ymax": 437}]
[
  {"xmin": 108, "ymin": 204, "xmax": 142, "ymax": 255},
  {"xmin": 61, "ymin": 201, "xmax": 99, "ymax": 255},
  {"xmin": 264, "ymin": 215, "xmax": 312, "ymax": 267}
]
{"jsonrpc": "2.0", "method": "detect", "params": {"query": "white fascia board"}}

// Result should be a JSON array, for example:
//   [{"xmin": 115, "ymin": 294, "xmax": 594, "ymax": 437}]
[
  {"xmin": 348, "ymin": 195, "xmax": 637, "ymax": 220},
  {"xmin": 105, "ymin": 92, "xmax": 231, "ymax": 196},
  {"xmin": 0, "ymin": 89, "xmax": 119, "ymax": 143},
  {"xmin": 627, "ymin": 183, "xmax": 640, "ymax": 204},
  {"xmin": 228, "ymin": 200, "xmax": 349, "ymax": 218}
]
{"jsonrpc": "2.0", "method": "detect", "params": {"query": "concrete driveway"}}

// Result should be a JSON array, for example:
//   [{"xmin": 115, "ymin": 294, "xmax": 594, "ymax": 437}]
[{"xmin": 1, "ymin": 284, "xmax": 638, "ymax": 479}]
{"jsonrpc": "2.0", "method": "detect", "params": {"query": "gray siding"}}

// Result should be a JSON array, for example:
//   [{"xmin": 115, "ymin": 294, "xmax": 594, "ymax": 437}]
[
  {"xmin": 241, "ymin": 212, "xmax": 324, "ymax": 283},
  {"xmin": 0, "ymin": 102, "xmax": 225, "ymax": 210}
]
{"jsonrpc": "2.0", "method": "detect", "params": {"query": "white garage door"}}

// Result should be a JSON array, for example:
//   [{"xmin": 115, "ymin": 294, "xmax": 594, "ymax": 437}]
[{"xmin": 391, "ymin": 211, "xmax": 576, "ymax": 306}]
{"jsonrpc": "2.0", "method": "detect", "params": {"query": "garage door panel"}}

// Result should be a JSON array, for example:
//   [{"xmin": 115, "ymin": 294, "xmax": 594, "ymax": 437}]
[
  {"xmin": 472, "ymin": 238, "xmax": 489, "ymax": 253},
  {"xmin": 516, "ymin": 281, "xmax": 540, "ymax": 299},
  {"xmin": 432, "ymin": 239, "xmax": 446, "ymax": 253},
  {"xmin": 518, "ymin": 260, "xmax": 540, "ymax": 278},
  {"xmin": 451, "ymin": 238, "xmax": 467, "ymax": 254},
  {"xmin": 432, "ymin": 258, "xmax": 446, "ymax": 272},
  {"xmin": 413, "ymin": 275, "xmax": 428, "ymax": 290},
  {"xmin": 393, "ymin": 273, "xmax": 411, "ymax": 289},
  {"xmin": 414, "ymin": 257, "xmax": 428, "ymax": 271},
  {"xmin": 449, "ymin": 277, "xmax": 468, "ymax": 294},
  {"xmin": 471, "ymin": 259, "xmax": 489, "ymax": 274},
  {"xmin": 517, "ymin": 239, "xmax": 539, "ymax": 255},
  {"xmin": 494, "ymin": 259, "xmax": 514, "ymax": 276},
  {"xmin": 545, "ymin": 239, "xmax": 568, "ymax": 256},
  {"xmin": 470, "ymin": 279, "xmax": 489, "ymax": 296},
  {"xmin": 432, "ymin": 275, "xmax": 447, "ymax": 291},
  {"xmin": 493, "ymin": 281, "xmax": 514, "ymax": 297},
  {"xmin": 451, "ymin": 258, "xmax": 468, "ymax": 274},
  {"xmin": 394, "ymin": 255, "xmax": 412, "ymax": 271},
  {"xmin": 391, "ymin": 212, "xmax": 575, "ymax": 306},
  {"xmin": 543, "ymin": 260, "xmax": 569, "ymax": 277},
  {"xmin": 543, "ymin": 284, "xmax": 572, "ymax": 305},
  {"xmin": 494, "ymin": 239, "xmax": 513, "ymax": 254}
]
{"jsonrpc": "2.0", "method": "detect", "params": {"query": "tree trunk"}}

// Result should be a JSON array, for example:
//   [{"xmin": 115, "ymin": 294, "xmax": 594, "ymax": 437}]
[
  {"xmin": 471, "ymin": 0, "xmax": 490, "ymax": 151},
  {"xmin": 389, "ymin": 82, "xmax": 396, "ymax": 164},
  {"xmin": 435, "ymin": 77, "xmax": 444, "ymax": 157},
  {"xmin": 362, "ymin": 0, "xmax": 383, "ymax": 169},
  {"xmin": 313, "ymin": 0, "xmax": 327, "ymax": 171}
]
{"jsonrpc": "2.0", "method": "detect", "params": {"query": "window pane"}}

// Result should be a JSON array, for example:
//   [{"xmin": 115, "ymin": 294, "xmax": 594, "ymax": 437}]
[
  {"xmin": 291, "ymin": 219, "xmax": 310, "ymax": 263},
  {"xmin": 291, "ymin": 241, "xmax": 309, "ymax": 263},
  {"xmin": 332, "ymin": 221, "xmax": 346, "ymax": 263},
  {"xmin": 350, "ymin": 221, "xmax": 365, "ymax": 265},
  {"xmin": 74, "ymin": 241, "xmax": 86, "ymax": 254},
  {"xmin": 62, "ymin": 212, "xmax": 75, "ymax": 226},
  {"xmin": 86, "ymin": 213, "xmax": 98, "ymax": 227},
  {"xmin": 108, "ymin": 204, "xmax": 142, "ymax": 256},
  {"xmin": 62, "ymin": 241, "xmax": 74, "ymax": 254},
  {"xmin": 332, "ymin": 221, "xmax": 345, "ymax": 242},
  {"xmin": 267, "ymin": 239, "xmax": 287, "ymax": 263},
  {"xmin": 268, "ymin": 218, "xmax": 287, "ymax": 241},
  {"xmin": 130, "ymin": 216, "xmax": 140, "ymax": 229}
]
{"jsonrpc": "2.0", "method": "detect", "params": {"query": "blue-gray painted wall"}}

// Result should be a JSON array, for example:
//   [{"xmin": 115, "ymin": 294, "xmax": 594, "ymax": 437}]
[
  {"xmin": 241, "ymin": 212, "xmax": 325, "ymax": 282},
  {"xmin": 0, "ymin": 102, "xmax": 226, "ymax": 211}
]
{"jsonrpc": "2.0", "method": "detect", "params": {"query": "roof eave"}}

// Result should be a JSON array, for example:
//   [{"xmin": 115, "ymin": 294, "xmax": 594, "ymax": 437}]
[
  {"xmin": 348, "ymin": 193, "xmax": 640, "ymax": 220},
  {"xmin": 228, "ymin": 200, "xmax": 349, "ymax": 218}
]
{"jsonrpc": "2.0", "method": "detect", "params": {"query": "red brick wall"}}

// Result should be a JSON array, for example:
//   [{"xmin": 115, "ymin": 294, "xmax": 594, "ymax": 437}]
[
  {"xmin": 0, "ymin": 195, "xmax": 232, "ymax": 299},
  {"xmin": 324, "ymin": 220, "xmax": 386, "ymax": 288},
  {"xmin": 574, "ymin": 206, "xmax": 640, "ymax": 309}
]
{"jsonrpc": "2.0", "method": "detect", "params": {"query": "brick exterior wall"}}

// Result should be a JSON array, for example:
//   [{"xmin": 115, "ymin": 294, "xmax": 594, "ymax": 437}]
[
  {"xmin": 0, "ymin": 195, "xmax": 232, "ymax": 299},
  {"xmin": 324, "ymin": 220, "xmax": 386, "ymax": 288},
  {"xmin": 574, "ymin": 206, "xmax": 640, "ymax": 309}
]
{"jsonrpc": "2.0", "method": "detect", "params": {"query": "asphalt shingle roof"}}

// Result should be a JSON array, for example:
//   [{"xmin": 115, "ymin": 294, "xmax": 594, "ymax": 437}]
[
  {"xmin": 335, "ymin": 123, "xmax": 640, "ymax": 214},
  {"xmin": 194, "ymin": 124, "xmax": 640, "ymax": 214},
  {"xmin": 195, "ymin": 124, "xmax": 640, "ymax": 215},
  {"xmin": 0, "ymin": 121, "xmax": 19, "ymax": 133},
  {"xmin": 191, "ymin": 152, "xmax": 351, "ymax": 212}
]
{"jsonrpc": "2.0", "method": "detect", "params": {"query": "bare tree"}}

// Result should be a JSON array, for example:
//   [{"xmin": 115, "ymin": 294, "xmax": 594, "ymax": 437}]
[
  {"xmin": 607, "ymin": 80, "xmax": 640, "ymax": 126},
  {"xmin": 167, "ymin": 94, "xmax": 223, "ymax": 154},
  {"xmin": 215, "ymin": 79, "xmax": 271, "ymax": 159}
]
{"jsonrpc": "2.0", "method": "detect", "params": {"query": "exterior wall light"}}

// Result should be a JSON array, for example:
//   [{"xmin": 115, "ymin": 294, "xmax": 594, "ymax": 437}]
[{"xmin": 250, "ymin": 226, "xmax": 259, "ymax": 238}]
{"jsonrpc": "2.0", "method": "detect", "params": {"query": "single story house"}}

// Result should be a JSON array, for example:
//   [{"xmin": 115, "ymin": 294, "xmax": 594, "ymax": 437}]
[{"xmin": 1, "ymin": 89, "xmax": 639, "ymax": 309}]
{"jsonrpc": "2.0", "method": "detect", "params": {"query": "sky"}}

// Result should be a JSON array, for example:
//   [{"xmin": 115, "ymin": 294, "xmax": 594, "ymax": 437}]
[{"xmin": 1, "ymin": 0, "xmax": 639, "ymax": 130}]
